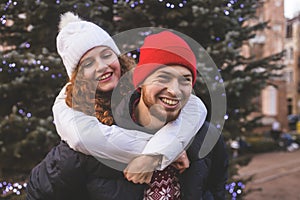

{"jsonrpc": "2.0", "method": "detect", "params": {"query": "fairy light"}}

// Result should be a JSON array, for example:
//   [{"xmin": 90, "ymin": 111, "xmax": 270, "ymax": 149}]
[
  {"xmin": 0, "ymin": 15, "xmax": 7, "ymax": 25},
  {"xmin": 0, "ymin": 181, "xmax": 27, "ymax": 196},
  {"xmin": 224, "ymin": 114, "xmax": 229, "ymax": 120},
  {"xmin": 225, "ymin": 181, "xmax": 245, "ymax": 200},
  {"xmin": 4, "ymin": 0, "xmax": 12, "ymax": 11},
  {"xmin": 157, "ymin": 0, "xmax": 187, "ymax": 9}
]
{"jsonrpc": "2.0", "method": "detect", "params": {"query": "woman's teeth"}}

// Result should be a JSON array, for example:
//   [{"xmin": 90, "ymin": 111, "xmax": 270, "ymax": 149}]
[{"xmin": 99, "ymin": 73, "xmax": 111, "ymax": 80}]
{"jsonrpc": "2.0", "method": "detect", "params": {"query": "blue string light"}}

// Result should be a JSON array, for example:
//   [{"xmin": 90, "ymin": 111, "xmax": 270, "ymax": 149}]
[
  {"xmin": 0, "ymin": 15, "xmax": 6, "ymax": 25},
  {"xmin": 224, "ymin": 114, "xmax": 229, "ymax": 120},
  {"xmin": 3, "ymin": 0, "xmax": 12, "ymax": 11},
  {"xmin": 0, "ymin": 181, "xmax": 27, "ymax": 197},
  {"xmin": 225, "ymin": 181, "xmax": 245, "ymax": 200},
  {"xmin": 122, "ymin": 0, "xmax": 187, "ymax": 9},
  {"xmin": 158, "ymin": 0, "xmax": 187, "ymax": 9}
]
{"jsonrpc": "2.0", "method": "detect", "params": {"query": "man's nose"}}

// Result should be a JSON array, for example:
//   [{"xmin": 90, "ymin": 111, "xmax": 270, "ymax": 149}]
[{"xmin": 166, "ymin": 80, "xmax": 181, "ymax": 97}]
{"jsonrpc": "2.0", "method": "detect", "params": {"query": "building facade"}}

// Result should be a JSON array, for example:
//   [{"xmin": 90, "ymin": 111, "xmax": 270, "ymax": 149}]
[
  {"xmin": 243, "ymin": 0, "xmax": 288, "ymax": 131},
  {"xmin": 284, "ymin": 15, "xmax": 300, "ymax": 117}
]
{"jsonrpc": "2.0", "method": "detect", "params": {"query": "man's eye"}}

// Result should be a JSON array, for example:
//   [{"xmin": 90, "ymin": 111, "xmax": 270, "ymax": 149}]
[
  {"xmin": 157, "ymin": 75, "xmax": 171, "ymax": 82},
  {"xmin": 179, "ymin": 77, "xmax": 192, "ymax": 84}
]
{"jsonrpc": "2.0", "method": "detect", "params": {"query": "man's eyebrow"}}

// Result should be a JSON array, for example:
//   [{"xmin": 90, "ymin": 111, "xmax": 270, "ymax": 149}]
[{"xmin": 157, "ymin": 70, "xmax": 192, "ymax": 77}]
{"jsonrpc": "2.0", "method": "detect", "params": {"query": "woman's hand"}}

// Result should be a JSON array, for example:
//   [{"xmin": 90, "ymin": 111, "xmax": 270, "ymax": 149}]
[
  {"xmin": 171, "ymin": 150, "xmax": 190, "ymax": 174},
  {"xmin": 124, "ymin": 155, "xmax": 161, "ymax": 184}
]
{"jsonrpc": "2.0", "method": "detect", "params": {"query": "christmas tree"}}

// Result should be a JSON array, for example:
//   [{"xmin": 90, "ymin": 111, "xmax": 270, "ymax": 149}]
[{"xmin": 0, "ymin": 0, "xmax": 116, "ymax": 176}]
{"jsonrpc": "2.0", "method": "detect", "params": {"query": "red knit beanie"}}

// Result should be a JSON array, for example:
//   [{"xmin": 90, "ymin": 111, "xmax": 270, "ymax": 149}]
[{"xmin": 133, "ymin": 31, "xmax": 197, "ymax": 88}]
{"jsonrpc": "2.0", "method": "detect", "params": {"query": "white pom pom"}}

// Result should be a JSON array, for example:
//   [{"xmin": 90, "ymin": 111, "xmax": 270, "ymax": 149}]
[{"xmin": 58, "ymin": 12, "xmax": 82, "ymax": 31}]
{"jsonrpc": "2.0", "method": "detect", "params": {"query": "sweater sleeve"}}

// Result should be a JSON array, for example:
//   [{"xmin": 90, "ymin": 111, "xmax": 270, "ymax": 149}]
[{"xmin": 53, "ymin": 84, "xmax": 206, "ymax": 168}]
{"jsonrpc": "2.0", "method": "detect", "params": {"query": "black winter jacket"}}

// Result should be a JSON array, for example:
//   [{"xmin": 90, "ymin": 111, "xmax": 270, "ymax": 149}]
[{"xmin": 26, "ymin": 121, "xmax": 228, "ymax": 200}]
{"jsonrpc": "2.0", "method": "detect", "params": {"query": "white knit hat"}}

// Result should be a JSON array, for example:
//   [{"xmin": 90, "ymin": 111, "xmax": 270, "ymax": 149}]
[{"xmin": 56, "ymin": 12, "xmax": 120, "ymax": 78}]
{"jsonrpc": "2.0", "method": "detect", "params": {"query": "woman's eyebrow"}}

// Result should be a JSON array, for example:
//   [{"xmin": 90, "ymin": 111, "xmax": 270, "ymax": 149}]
[
  {"xmin": 79, "ymin": 57, "xmax": 93, "ymax": 66},
  {"xmin": 100, "ymin": 47, "xmax": 111, "ymax": 53}
]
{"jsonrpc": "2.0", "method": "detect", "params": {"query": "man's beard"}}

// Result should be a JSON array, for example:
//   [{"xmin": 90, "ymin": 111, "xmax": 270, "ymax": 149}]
[{"xmin": 146, "ymin": 100, "xmax": 179, "ymax": 124}]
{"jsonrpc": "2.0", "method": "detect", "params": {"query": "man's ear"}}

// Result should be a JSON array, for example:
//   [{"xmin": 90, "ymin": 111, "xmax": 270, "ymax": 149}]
[
  {"xmin": 134, "ymin": 83, "xmax": 143, "ymax": 93},
  {"xmin": 136, "ymin": 86, "xmax": 142, "ymax": 93}
]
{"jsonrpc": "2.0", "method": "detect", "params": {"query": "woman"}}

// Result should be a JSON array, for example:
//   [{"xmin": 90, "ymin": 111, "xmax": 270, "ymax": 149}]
[{"xmin": 27, "ymin": 12, "xmax": 207, "ymax": 200}]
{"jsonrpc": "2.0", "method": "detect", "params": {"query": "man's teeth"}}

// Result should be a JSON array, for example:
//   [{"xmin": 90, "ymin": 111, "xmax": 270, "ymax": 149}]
[
  {"xmin": 99, "ymin": 73, "xmax": 111, "ymax": 80},
  {"xmin": 161, "ymin": 98, "xmax": 178, "ymax": 105}
]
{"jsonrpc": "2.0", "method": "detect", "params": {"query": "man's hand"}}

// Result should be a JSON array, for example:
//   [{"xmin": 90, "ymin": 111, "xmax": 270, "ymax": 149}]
[
  {"xmin": 124, "ymin": 155, "xmax": 161, "ymax": 184},
  {"xmin": 171, "ymin": 150, "xmax": 190, "ymax": 174}
]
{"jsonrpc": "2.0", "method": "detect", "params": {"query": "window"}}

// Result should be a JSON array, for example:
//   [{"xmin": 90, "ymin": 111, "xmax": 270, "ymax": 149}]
[
  {"xmin": 262, "ymin": 86, "xmax": 277, "ymax": 116},
  {"xmin": 286, "ymin": 24, "xmax": 293, "ymax": 38},
  {"xmin": 285, "ymin": 70, "xmax": 293, "ymax": 83},
  {"xmin": 290, "ymin": 47, "xmax": 294, "ymax": 60},
  {"xmin": 287, "ymin": 98, "xmax": 292, "ymax": 115}
]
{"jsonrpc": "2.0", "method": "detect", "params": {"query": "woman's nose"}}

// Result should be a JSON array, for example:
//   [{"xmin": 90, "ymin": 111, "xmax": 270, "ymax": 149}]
[{"xmin": 95, "ymin": 60, "xmax": 108, "ymax": 73}]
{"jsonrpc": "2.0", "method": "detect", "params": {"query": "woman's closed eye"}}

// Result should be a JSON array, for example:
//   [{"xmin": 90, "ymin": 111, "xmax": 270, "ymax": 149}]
[
  {"xmin": 80, "ymin": 58, "xmax": 94, "ymax": 68},
  {"xmin": 101, "ymin": 50, "xmax": 113, "ymax": 59}
]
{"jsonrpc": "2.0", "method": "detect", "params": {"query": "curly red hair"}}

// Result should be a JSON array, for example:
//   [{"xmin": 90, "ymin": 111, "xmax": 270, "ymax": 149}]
[{"xmin": 65, "ymin": 54, "xmax": 135, "ymax": 125}]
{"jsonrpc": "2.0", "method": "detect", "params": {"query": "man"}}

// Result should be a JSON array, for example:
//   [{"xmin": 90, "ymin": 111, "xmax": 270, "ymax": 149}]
[{"xmin": 111, "ymin": 31, "xmax": 228, "ymax": 199}]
